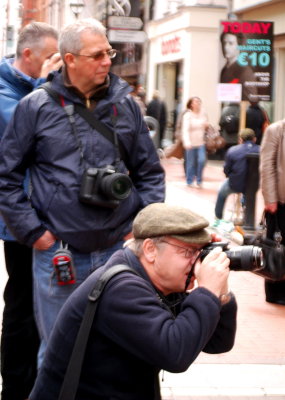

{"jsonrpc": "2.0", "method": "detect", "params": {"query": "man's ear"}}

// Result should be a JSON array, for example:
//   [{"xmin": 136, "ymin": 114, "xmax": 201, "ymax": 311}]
[
  {"xmin": 142, "ymin": 238, "xmax": 157, "ymax": 263},
  {"xmin": 22, "ymin": 47, "xmax": 32, "ymax": 61},
  {"xmin": 64, "ymin": 53, "xmax": 76, "ymax": 67}
]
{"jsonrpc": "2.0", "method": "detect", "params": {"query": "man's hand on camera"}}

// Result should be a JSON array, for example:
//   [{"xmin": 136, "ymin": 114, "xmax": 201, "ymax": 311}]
[
  {"xmin": 194, "ymin": 246, "xmax": 230, "ymax": 299},
  {"xmin": 40, "ymin": 52, "xmax": 62, "ymax": 78},
  {"xmin": 33, "ymin": 230, "xmax": 56, "ymax": 250}
]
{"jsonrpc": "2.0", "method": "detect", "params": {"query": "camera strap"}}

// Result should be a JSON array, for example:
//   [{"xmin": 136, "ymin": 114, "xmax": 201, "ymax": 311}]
[
  {"xmin": 40, "ymin": 82, "xmax": 126, "ymax": 166},
  {"xmin": 58, "ymin": 264, "xmax": 140, "ymax": 400}
]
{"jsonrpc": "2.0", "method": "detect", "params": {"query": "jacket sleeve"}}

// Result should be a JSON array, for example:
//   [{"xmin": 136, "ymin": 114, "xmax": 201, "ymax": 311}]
[
  {"xmin": 120, "ymin": 97, "xmax": 165, "ymax": 207},
  {"xmin": 202, "ymin": 295, "xmax": 237, "ymax": 353},
  {"xmin": 259, "ymin": 123, "xmax": 281, "ymax": 205},
  {"xmin": 223, "ymin": 149, "xmax": 232, "ymax": 177},
  {"xmin": 97, "ymin": 275, "xmax": 237, "ymax": 373},
  {"xmin": 0, "ymin": 98, "xmax": 46, "ymax": 246}
]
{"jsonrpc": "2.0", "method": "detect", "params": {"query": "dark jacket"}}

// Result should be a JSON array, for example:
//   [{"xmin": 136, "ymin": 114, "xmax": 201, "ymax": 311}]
[
  {"xmin": 224, "ymin": 141, "xmax": 260, "ymax": 193},
  {"xmin": 246, "ymin": 104, "xmax": 267, "ymax": 145},
  {"xmin": 0, "ymin": 55, "xmax": 45, "ymax": 241},
  {"xmin": 146, "ymin": 98, "xmax": 167, "ymax": 141},
  {"xmin": 29, "ymin": 247, "xmax": 237, "ymax": 400},
  {"xmin": 0, "ymin": 71, "xmax": 165, "ymax": 252}
]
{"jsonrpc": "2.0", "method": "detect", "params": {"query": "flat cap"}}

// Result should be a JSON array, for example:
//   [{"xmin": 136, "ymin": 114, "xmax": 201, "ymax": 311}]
[{"xmin": 132, "ymin": 203, "xmax": 211, "ymax": 244}]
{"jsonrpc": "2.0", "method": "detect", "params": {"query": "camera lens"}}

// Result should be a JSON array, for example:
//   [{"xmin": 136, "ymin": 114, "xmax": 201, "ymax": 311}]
[
  {"xmin": 226, "ymin": 245, "xmax": 263, "ymax": 271},
  {"xmin": 101, "ymin": 173, "xmax": 132, "ymax": 200}
]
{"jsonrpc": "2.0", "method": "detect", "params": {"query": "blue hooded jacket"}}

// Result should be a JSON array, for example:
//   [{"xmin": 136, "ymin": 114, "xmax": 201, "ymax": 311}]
[
  {"xmin": 0, "ymin": 70, "xmax": 165, "ymax": 251},
  {"xmin": 0, "ymin": 55, "xmax": 45, "ymax": 240}
]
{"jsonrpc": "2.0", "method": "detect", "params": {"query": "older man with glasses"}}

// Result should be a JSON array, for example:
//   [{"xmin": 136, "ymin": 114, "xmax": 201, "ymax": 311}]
[
  {"xmin": 0, "ymin": 18, "xmax": 165, "ymax": 366},
  {"xmin": 29, "ymin": 203, "xmax": 237, "ymax": 400}
]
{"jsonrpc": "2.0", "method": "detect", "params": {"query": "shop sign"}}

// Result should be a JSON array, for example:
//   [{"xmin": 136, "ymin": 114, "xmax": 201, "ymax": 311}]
[
  {"xmin": 161, "ymin": 35, "xmax": 181, "ymax": 56},
  {"xmin": 108, "ymin": 29, "xmax": 146, "ymax": 43},
  {"xmin": 108, "ymin": 16, "xmax": 143, "ymax": 30}
]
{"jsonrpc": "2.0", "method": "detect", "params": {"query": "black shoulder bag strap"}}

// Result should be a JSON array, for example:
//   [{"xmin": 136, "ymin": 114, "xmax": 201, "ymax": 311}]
[
  {"xmin": 40, "ymin": 82, "xmax": 127, "ymax": 164},
  {"xmin": 58, "ymin": 264, "xmax": 139, "ymax": 400}
]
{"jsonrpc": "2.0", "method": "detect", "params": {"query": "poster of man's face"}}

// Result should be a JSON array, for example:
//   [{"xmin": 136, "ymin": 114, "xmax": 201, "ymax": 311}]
[{"xmin": 219, "ymin": 21, "xmax": 273, "ymax": 102}]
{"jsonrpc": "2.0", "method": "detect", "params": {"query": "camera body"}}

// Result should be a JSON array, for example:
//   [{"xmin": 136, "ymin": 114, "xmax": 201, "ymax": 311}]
[
  {"xmin": 200, "ymin": 241, "xmax": 263, "ymax": 272},
  {"xmin": 52, "ymin": 247, "xmax": 76, "ymax": 286},
  {"xmin": 79, "ymin": 166, "xmax": 132, "ymax": 209}
]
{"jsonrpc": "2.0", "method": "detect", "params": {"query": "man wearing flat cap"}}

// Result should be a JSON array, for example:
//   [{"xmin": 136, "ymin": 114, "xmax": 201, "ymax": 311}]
[
  {"xmin": 30, "ymin": 203, "xmax": 237, "ymax": 400},
  {"xmin": 214, "ymin": 127, "xmax": 260, "ymax": 225}
]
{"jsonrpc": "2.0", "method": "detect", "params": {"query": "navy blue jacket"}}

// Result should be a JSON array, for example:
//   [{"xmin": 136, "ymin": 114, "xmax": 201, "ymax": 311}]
[
  {"xmin": 224, "ymin": 140, "xmax": 260, "ymax": 193},
  {"xmin": 0, "ymin": 71, "xmax": 165, "ymax": 252},
  {"xmin": 0, "ymin": 55, "xmax": 45, "ymax": 240},
  {"xmin": 29, "ymin": 247, "xmax": 237, "ymax": 400}
]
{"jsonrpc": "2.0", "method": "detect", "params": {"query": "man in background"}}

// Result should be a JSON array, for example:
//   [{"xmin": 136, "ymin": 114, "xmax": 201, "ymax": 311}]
[
  {"xmin": 0, "ymin": 22, "xmax": 61, "ymax": 400},
  {"xmin": 246, "ymin": 101, "xmax": 270, "ymax": 145},
  {"xmin": 214, "ymin": 128, "xmax": 260, "ymax": 225},
  {"xmin": 146, "ymin": 90, "xmax": 167, "ymax": 147}
]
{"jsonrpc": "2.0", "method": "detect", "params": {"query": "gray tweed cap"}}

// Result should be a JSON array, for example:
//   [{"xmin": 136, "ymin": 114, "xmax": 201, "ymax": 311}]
[{"xmin": 132, "ymin": 203, "xmax": 211, "ymax": 244}]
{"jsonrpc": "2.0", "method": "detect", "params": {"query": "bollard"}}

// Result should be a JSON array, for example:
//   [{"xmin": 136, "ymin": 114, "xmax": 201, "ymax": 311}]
[{"xmin": 243, "ymin": 153, "xmax": 260, "ymax": 230}]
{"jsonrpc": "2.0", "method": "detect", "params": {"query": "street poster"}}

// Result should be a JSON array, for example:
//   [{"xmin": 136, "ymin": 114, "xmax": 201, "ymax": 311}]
[{"xmin": 218, "ymin": 20, "xmax": 274, "ymax": 102}]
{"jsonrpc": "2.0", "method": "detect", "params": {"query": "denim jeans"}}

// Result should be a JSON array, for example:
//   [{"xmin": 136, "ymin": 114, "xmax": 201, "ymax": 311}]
[
  {"xmin": 33, "ymin": 240, "xmax": 124, "ymax": 367},
  {"xmin": 214, "ymin": 179, "xmax": 236, "ymax": 219},
  {"xmin": 185, "ymin": 145, "xmax": 206, "ymax": 185}
]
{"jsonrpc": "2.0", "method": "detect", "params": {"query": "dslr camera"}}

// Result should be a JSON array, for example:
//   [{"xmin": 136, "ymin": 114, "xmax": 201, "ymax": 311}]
[
  {"xmin": 79, "ymin": 166, "xmax": 132, "ymax": 209},
  {"xmin": 200, "ymin": 241, "xmax": 263, "ymax": 272}
]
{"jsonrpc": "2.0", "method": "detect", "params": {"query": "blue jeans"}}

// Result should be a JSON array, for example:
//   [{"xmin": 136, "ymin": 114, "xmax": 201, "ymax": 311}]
[
  {"xmin": 33, "ymin": 240, "xmax": 124, "ymax": 367},
  {"xmin": 215, "ymin": 179, "xmax": 236, "ymax": 219},
  {"xmin": 185, "ymin": 145, "xmax": 206, "ymax": 185}
]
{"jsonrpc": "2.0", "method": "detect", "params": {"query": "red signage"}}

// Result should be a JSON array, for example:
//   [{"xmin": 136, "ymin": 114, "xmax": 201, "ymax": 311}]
[{"xmin": 161, "ymin": 36, "xmax": 181, "ymax": 56}]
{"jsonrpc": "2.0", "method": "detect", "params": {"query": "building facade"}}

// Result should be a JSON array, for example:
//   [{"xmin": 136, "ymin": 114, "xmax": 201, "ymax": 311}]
[{"xmin": 146, "ymin": 3, "xmax": 228, "ymax": 138}]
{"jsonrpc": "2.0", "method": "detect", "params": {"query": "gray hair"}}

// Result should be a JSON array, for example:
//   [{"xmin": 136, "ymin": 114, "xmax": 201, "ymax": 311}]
[
  {"xmin": 59, "ymin": 18, "xmax": 107, "ymax": 58},
  {"xmin": 16, "ymin": 22, "xmax": 58, "ymax": 58},
  {"xmin": 124, "ymin": 237, "xmax": 166, "ymax": 257}
]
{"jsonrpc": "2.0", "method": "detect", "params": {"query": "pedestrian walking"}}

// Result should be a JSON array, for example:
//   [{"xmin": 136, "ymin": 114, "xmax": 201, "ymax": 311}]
[
  {"xmin": 146, "ymin": 90, "xmax": 167, "ymax": 147},
  {"xmin": 181, "ymin": 96, "xmax": 208, "ymax": 188}
]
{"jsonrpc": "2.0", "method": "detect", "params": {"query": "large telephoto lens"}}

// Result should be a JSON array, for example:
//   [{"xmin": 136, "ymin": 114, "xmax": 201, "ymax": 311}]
[
  {"xmin": 225, "ymin": 245, "xmax": 263, "ymax": 271},
  {"xmin": 101, "ymin": 173, "xmax": 132, "ymax": 200}
]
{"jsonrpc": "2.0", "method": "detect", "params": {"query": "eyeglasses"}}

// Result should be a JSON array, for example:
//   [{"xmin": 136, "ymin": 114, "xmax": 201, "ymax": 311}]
[
  {"xmin": 161, "ymin": 240, "xmax": 201, "ymax": 259},
  {"xmin": 73, "ymin": 49, "xmax": 117, "ymax": 61}
]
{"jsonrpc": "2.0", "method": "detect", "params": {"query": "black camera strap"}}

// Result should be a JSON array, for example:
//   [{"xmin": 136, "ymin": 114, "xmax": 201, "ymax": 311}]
[
  {"xmin": 40, "ymin": 82, "xmax": 126, "ymax": 166},
  {"xmin": 58, "ymin": 264, "xmax": 140, "ymax": 400}
]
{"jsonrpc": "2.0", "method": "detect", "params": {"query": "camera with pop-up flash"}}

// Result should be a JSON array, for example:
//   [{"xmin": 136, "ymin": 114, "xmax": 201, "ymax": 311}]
[{"xmin": 79, "ymin": 166, "xmax": 132, "ymax": 209}]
